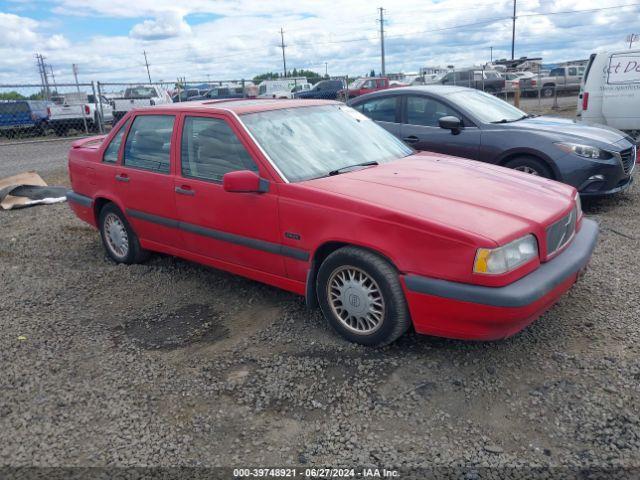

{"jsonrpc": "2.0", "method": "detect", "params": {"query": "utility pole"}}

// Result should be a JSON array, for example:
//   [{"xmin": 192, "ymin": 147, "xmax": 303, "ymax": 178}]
[
  {"xmin": 511, "ymin": 0, "xmax": 517, "ymax": 60},
  {"xmin": 49, "ymin": 65, "xmax": 57, "ymax": 88},
  {"xmin": 35, "ymin": 53, "xmax": 51, "ymax": 99},
  {"xmin": 378, "ymin": 7, "xmax": 386, "ymax": 76},
  {"xmin": 143, "ymin": 50, "xmax": 152, "ymax": 83},
  {"xmin": 280, "ymin": 28, "xmax": 287, "ymax": 77}
]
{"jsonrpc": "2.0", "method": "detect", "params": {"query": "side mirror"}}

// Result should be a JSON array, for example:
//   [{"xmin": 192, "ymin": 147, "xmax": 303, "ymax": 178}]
[
  {"xmin": 223, "ymin": 170, "xmax": 269, "ymax": 193},
  {"xmin": 438, "ymin": 116, "xmax": 462, "ymax": 134}
]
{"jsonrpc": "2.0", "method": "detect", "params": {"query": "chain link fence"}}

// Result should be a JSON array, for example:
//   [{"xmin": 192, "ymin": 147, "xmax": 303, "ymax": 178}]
[
  {"xmin": 0, "ymin": 82, "xmax": 104, "ymax": 142},
  {"xmin": 1, "ymin": 72, "xmax": 578, "ymax": 145}
]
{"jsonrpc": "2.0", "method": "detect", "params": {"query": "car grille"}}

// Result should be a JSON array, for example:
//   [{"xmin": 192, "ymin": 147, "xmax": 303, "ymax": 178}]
[
  {"xmin": 546, "ymin": 207, "xmax": 577, "ymax": 257},
  {"xmin": 618, "ymin": 146, "xmax": 636, "ymax": 175}
]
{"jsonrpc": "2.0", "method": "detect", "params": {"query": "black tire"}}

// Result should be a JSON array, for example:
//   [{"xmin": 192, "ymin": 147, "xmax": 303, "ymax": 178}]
[
  {"xmin": 542, "ymin": 86, "xmax": 555, "ymax": 98},
  {"xmin": 504, "ymin": 156, "xmax": 553, "ymax": 179},
  {"xmin": 316, "ymin": 246, "xmax": 411, "ymax": 346},
  {"xmin": 98, "ymin": 203, "xmax": 149, "ymax": 264}
]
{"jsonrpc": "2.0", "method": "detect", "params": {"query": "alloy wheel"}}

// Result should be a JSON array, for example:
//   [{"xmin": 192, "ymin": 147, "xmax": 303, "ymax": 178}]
[{"xmin": 327, "ymin": 265, "xmax": 385, "ymax": 335}]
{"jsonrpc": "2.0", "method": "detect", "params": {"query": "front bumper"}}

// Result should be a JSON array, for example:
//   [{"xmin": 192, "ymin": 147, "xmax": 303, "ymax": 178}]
[{"xmin": 402, "ymin": 218, "xmax": 599, "ymax": 340}]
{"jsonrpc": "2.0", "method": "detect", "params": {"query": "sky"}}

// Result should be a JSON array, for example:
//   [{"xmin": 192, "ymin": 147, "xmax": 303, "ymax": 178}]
[{"xmin": 0, "ymin": 0, "xmax": 638, "ymax": 85}]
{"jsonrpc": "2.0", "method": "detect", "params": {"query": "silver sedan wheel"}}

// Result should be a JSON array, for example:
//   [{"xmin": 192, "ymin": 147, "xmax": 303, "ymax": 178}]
[
  {"xmin": 103, "ymin": 213, "xmax": 129, "ymax": 259},
  {"xmin": 514, "ymin": 165, "xmax": 540, "ymax": 175},
  {"xmin": 327, "ymin": 265, "xmax": 385, "ymax": 335}
]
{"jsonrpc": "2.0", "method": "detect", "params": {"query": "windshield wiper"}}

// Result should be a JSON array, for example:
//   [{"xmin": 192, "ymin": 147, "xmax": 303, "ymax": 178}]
[
  {"xmin": 491, "ymin": 114, "xmax": 532, "ymax": 124},
  {"xmin": 328, "ymin": 161, "xmax": 378, "ymax": 176}
]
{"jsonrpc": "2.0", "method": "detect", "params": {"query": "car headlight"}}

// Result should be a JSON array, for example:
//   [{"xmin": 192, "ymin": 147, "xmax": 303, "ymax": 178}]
[
  {"xmin": 555, "ymin": 142, "xmax": 612, "ymax": 160},
  {"xmin": 474, "ymin": 234, "xmax": 538, "ymax": 275}
]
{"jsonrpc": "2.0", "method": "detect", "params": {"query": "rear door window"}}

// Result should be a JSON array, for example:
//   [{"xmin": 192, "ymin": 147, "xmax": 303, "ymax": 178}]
[
  {"xmin": 123, "ymin": 115, "xmax": 175, "ymax": 173},
  {"xmin": 354, "ymin": 96, "xmax": 398, "ymax": 123}
]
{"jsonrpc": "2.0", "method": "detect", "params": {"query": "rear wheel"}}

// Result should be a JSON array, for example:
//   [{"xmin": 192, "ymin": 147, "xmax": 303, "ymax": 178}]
[
  {"xmin": 98, "ymin": 203, "xmax": 148, "ymax": 264},
  {"xmin": 504, "ymin": 156, "xmax": 553, "ymax": 178},
  {"xmin": 316, "ymin": 247, "xmax": 410, "ymax": 346},
  {"xmin": 542, "ymin": 86, "xmax": 555, "ymax": 98}
]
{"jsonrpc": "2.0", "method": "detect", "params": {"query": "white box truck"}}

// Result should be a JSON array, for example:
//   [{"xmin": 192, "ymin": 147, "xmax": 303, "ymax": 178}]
[{"xmin": 577, "ymin": 50, "xmax": 640, "ymax": 139}]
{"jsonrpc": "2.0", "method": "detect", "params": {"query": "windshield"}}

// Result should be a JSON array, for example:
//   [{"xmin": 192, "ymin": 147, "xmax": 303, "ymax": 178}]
[
  {"xmin": 448, "ymin": 89, "xmax": 527, "ymax": 123},
  {"xmin": 348, "ymin": 78, "xmax": 366, "ymax": 89},
  {"xmin": 241, "ymin": 105, "xmax": 413, "ymax": 182}
]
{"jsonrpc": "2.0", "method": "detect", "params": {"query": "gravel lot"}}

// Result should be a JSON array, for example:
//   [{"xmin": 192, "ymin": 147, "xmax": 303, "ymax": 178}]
[{"xmin": 1, "ymin": 117, "xmax": 639, "ymax": 476}]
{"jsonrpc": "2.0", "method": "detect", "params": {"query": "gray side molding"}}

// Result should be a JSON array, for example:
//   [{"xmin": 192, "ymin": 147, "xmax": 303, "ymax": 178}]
[
  {"xmin": 405, "ymin": 218, "xmax": 599, "ymax": 308},
  {"xmin": 66, "ymin": 191, "xmax": 93, "ymax": 207}
]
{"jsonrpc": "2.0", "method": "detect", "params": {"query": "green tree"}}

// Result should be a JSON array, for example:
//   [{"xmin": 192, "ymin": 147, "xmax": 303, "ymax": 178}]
[
  {"xmin": 0, "ymin": 91, "xmax": 26, "ymax": 100},
  {"xmin": 252, "ymin": 72, "xmax": 280, "ymax": 83}
]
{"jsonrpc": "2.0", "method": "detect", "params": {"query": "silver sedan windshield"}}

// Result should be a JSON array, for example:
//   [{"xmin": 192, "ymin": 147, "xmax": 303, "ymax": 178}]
[{"xmin": 241, "ymin": 105, "xmax": 413, "ymax": 182}]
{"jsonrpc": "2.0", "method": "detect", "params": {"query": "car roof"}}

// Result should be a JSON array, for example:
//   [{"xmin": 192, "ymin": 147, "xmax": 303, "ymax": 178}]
[
  {"xmin": 350, "ymin": 85, "xmax": 474, "ymax": 101},
  {"xmin": 135, "ymin": 98, "xmax": 340, "ymax": 116}
]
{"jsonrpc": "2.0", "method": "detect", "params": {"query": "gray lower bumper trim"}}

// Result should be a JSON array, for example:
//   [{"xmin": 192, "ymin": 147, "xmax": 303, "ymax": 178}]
[
  {"xmin": 66, "ymin": 190, "xmax": 93, "ymax": 207},
  {"xmin": 405, "ymin": 218, "xmax": 599, "ymax": 308}
]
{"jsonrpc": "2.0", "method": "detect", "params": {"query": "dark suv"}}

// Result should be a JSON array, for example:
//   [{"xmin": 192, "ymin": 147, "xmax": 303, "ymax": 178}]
[
  {"xmin": 439, "ymin": 69, "xmax": 505, "ymax": 94},
  {"xmin": 0, "ymin": 100, "xmax": 49, "ymax": 137},
  {"xmin": 294, "ymin": 80, "xmax": 345, "ymax": 100}
]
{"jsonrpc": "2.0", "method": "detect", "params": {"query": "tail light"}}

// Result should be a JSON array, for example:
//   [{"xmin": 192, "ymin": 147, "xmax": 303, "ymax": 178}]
[
  {"xmin": 530, "ymin": 79, "xmax": 537, "ymax": 87},
  {"xmin": 47, "ymin": 107, "xmax": 51, "ymax": 117},
  {"xmin": 84, "ymin": 105, "xmax": 90, "ymax": 115},
  {"xmin": 582, "ymin": 92, "xmax": 589, "ymax": 111},
  {"xmin": 636, "ymin": 146, "xmax": 640, "ymax": 164}
]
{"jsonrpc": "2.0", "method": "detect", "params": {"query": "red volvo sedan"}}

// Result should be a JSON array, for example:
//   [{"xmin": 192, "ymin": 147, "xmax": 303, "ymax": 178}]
[{"xmin": 66, "ymin": 99, "xmax": 598, "ymax": 346}]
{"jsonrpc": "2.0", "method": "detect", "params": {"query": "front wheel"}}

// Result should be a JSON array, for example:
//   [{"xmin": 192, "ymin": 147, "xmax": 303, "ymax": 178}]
[
  {"xmin": 504, "ymin": 156, "xmax": 552, "ymax": 178},
  {"xmin": 316, "ymin": 247, "xmax": 411, "ymax": 346},
  {"xmin": 99, "ymin": 203, "xmax": 149, "ymax": 264},
  {"xmin": 542, "ymin": 86, "xmax": 555, "ymax": 98}
]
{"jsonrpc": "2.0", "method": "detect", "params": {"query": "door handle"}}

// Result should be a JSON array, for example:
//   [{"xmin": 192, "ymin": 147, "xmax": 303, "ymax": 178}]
[
  {"xmin": 403, "ymin": 135, "xmax": 419, "ymax": 143},
  {"xmin": 175, "ymin": 186, "xmax": 195, "ymax": 196},
  {"xmin": 115, "ymin": 174, "xmax": 129, "ymax": 183}
]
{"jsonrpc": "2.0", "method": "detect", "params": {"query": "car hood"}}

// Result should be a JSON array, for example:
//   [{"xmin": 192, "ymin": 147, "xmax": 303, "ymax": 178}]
[
  {"xmin": 304, "ymin": 153, "xmax": 576, "ymax": 245},
  {"xmin": 504, "ymin": 116, "xmax": 627, "ymax": 146}
]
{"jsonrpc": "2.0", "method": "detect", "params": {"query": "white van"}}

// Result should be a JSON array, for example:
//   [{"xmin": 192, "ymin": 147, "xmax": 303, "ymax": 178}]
[{"xmin": 577, "ymin": 49, "xmax": 640, "ymax": 138}]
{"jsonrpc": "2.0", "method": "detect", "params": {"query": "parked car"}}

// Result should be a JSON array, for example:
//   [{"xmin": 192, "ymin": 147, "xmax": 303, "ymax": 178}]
[
  {"xmin": 257, "ymin": 78, "xmax": 309, "ymax": 98},
  {"xmin": 294, "ymin": 79, "xmax": 346, "ymax": 100},
  {"xmin": 503, "ymin": 72, "xmax": 522, "ymax": 92},
  {"xmin": 112, "ymin": 86, "xmax": 172, "ymax": 123},
  {"xmin": 172, "ymin": 88, "xmax": 202, "ymax": 103},
  {"xmin": 340, "ymin": 77, "xmax": 390, "ymax": 98},
  {"xmin": 577, "ymin": 49, "xmax": 640, "ymax": 139},
  {"xmin": 520, "ymin": 65, "xmax": 585, "ymax": 97},
  {"xmin": 190, "ymin": 86, "xmax": 245, "ymax": 101},
  {"xmin": 47, "ymin": 92, "xmax": 114, "ymax": 135},
  {"xmin": 266, "ymin": 83, "xmax": 312, "ymax": 99},
  {"xmin": 348, "ymin": 86, "xmax": 635, "ymax": 196},
  {"xmin": 439, "ymin": 69, "xmax": 505, "ymax": 94},
  {"xmin": 0, "ymin": 100, "xmax": 49, "ymax": 136},
  {"xmin": 411, "ymin": 73, "xmax": 443, "ymax": 85},
  {"xmin": 66, "ymin": 99, "xmax": 597, "ymax": 346}
]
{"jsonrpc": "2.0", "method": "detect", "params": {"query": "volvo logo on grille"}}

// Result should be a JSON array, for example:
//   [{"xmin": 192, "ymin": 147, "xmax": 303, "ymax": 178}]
[{"xmin": 348, "ymin": 294, "xmax": 361, "ymax": 308}]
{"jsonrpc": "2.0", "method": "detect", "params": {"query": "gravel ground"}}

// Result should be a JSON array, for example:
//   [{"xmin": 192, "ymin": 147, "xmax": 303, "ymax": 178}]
[{"xmin": 1, "ymin": 123, "xmax": 639, "ymax": 477}]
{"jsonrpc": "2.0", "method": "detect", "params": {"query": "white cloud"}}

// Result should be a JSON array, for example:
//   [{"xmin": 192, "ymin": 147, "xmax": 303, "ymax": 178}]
[
  {"xmin": 0, "ymin": 12, "xmax": 39, "ymax": 46},
  {"xmin": 130, "ymin": 11, "xmax": 192, "ymax": 40}
]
